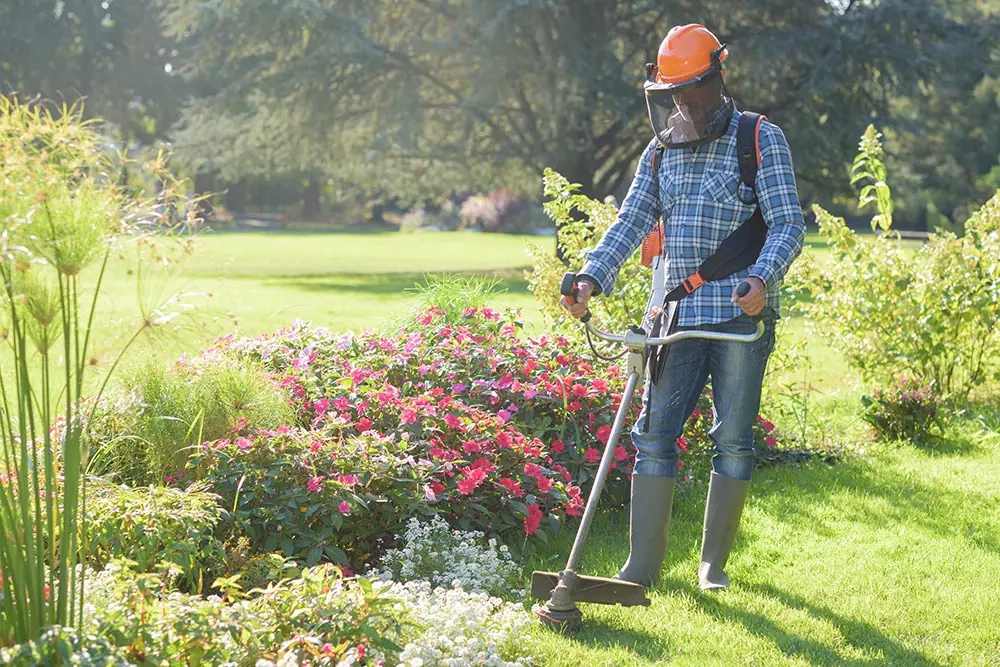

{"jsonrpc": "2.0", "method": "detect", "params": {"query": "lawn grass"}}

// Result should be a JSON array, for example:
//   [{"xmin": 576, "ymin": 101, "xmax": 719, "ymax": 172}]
[{"xmin": 519, "ymin": 411, "xmax": 1000, "ymax": 666}]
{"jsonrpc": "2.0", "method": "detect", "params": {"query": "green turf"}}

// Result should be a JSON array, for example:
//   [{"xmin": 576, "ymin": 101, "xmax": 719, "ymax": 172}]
[{"xmin": 520, "ymin": 412, "xmax": 1000, "ymax": 666}]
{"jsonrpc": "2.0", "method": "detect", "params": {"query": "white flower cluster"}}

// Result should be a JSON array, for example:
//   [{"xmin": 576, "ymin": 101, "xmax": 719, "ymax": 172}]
[
  {"xmin": 367, "ymin": 516, "xmax": 523, "ymax": 598},
  {"xmin": 383, "ymin": 580, "xmax": 533, "ymax": 667}
]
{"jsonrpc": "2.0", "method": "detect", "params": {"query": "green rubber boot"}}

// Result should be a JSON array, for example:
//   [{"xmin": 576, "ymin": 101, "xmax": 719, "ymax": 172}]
[
  {"xmin": 615, "ymin": 473, "xmax": 676, "ymax": 587},
  {"xmin": 698, "ymin": 471, "xmax": 751, "ymax": 590}
]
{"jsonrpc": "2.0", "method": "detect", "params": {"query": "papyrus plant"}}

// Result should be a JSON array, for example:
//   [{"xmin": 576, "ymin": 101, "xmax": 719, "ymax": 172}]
[{"xmin": 0, "ymin": 95, "xmax": 196, "ymax": 645}]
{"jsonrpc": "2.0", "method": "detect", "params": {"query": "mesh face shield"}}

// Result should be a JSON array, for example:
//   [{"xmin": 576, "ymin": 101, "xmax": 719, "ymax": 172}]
[{"xmin": 644, "ymin": 67, "xmax": 733, "ymax": 149}]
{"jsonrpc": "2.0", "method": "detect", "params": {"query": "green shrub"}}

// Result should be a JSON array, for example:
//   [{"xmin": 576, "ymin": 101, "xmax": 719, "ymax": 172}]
[
  {"xmin": 862, "ymin": 375, "xmax": 941, "ymax": 443},
  {"xmin": 84, "ymin": 480, "xmax": 226, "ymax": 593},
  {"xmin": 87, "ymin": 355, "xmax": 295, "ymax": 485},
  {"xmin": 0, "ymin": 626, "xmax": 129, "ymax": 667},
  {"xmin": 186, "ymin": 429, "xmax": 428, "ymax": 570},
  {"xmin": 787, "ymin": 126, "xmax": 1000, "ymax": 402}
]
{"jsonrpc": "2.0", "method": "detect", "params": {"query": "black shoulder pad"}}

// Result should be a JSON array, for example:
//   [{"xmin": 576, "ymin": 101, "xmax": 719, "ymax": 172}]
[{"xmin": 736, "ymin": 112, "xmax": 766, "ymax": 190}]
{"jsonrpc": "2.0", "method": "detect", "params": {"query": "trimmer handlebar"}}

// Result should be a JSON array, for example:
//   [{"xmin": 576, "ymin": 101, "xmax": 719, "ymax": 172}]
[{"xmin": 560, "ymin": 272, "xmax": 764, "ymax": 346}]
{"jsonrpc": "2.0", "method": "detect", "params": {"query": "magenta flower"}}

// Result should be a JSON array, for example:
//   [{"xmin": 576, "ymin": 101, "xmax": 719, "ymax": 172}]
[
  {"xmin": 339, "ymin": 500, "xmax": 351, "ymax": 514},
  {"xmin": 444, "ymin": 414, "xmax": 462, "ymax": 429},
  {"xmin": 307, "ymin": 476, "xmax": 324, "ymax": 493},
  {"xmin": 236, "ymin": 437, "xmax": 253, "ymax": 452}
]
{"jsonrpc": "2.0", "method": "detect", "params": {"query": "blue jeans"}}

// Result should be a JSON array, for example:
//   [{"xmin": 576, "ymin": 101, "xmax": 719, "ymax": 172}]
[{"xmin": 631, "ymin": 308, "xmax": 776, "ymax": 481}]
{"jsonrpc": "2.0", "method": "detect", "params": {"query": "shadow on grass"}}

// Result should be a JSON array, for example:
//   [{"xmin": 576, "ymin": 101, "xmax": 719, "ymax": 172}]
[
  {"xmin": 679, "ymin": 580, "xmax": 943, "ymax": 666},
  {"xmin": 556, "ymin": 615, "xmax": 672, "ymax": 663},
  {"xmin": 265, "ymin": 270, "xmax": 531, "ymax": 296}
]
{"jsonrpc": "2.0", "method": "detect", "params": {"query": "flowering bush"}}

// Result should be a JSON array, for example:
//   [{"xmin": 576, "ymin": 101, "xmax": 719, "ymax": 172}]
[
  {"xmin": 459, "ymin": 190, "xmax": 541, "ymax": 234},
  {"xmin": 387, "ymin": 581, "xmax": 532, "ymax": 667},
  {"xmin": 368, "ymin": 515, "xmax": 522, "ymax": 599},
  {"xmin": 186, "ymin": 427, "xmax": 428, "ymax": 568},
  {"xmin": 0, "ymin": 626, "xmax": 129, "ymax": 666},
  {"xmin": 862, "ymin": 375, "xmax": 941, "ymax": 442}
]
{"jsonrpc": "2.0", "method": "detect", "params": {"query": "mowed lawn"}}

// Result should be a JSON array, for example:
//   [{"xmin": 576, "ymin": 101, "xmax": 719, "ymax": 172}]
[{"xmin": 9, "ymin": 227, "xmax": 999, "ymax": 664}]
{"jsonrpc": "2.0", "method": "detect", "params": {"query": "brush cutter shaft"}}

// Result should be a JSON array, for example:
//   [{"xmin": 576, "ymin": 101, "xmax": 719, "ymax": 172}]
[
  {"xmin": 564, "ymin": 369, "xmax": 641, "ymax": 573},
  {"xmin": 585, "ymin": 319, "xmax": 764, "ymax": 346}
]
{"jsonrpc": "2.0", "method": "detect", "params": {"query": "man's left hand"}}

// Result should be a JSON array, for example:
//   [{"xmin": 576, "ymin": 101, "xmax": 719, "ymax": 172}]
[{"xmin": 732, "ymin": 276, "xmax": 766, "ymax": 317}]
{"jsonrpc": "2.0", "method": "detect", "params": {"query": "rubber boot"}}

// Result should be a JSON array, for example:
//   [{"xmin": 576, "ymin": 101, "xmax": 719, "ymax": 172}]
[
  {"xmin": 615, "ymin": 473, "xmax": 675, "ymax": 587},
  {"xmin": 698, "ymin": 471, "xmax": 750, "ymax": 590}
]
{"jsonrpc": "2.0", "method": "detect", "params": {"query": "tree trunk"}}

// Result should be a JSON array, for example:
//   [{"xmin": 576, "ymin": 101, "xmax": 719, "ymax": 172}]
[{"xmin": 301, "ymin": 172, "xmax": 323, "ymax": 221}]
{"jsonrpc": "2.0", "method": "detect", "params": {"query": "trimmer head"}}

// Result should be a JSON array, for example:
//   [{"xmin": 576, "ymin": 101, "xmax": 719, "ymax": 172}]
[{"xmin": 532, "ymin": 569, "xmax": 650, "ymax": 631}]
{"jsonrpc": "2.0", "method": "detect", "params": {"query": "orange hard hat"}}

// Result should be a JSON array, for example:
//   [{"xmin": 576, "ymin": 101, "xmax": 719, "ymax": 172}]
[{"xmin": 654, "ymin": 24, "xmax": 728, "ymax": 86}]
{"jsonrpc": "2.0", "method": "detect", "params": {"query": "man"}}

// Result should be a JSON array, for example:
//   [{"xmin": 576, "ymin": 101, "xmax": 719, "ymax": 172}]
[{"xmin": 564, "ymin": 24, "xmax": 805, "ymax": 590}]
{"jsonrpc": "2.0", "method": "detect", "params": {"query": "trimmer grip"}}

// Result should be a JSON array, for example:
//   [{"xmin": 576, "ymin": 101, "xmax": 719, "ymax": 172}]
[
  {"xmin": 560, "ymin": 272, "xmax": 592, "ymax": 323},
  {"xmin": 735, "ymin": 280, "xmax": 762, "ymax": 323}
]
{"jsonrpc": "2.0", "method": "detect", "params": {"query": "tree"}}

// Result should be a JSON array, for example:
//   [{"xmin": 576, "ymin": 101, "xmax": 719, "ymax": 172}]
[
  {"xmin": 0, "ymin": 0, "xmax": 187, "ymax": 146},
  {"xmin": 160, "ymin": 0, "xmax": 992, "ymax": 212}
]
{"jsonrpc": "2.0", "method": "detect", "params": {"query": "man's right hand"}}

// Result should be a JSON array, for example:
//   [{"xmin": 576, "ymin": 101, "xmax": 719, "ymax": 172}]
[{"xmin": 562, "ymin": 280, "xmax": 594, "ymax": 320}]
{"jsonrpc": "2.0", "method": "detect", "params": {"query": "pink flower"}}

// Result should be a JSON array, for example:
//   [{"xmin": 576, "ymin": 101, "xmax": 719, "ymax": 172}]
[
  {"xmin": 236, "ymin": 437, "xmax": 252, "ymax": 452},
  {"xmin": 309, "ymin": 440, "xmax": 323, "ymax": 453},
  {"xmin": 401, "ymin": 409, "xmax": 418, "ymax": 425},
  {"xmin": 457, "ymin": 467, "xmax": 487, "ymax": 495},
  {"xmin": 424, "ymin": 484, "xmax": 438, "ymax": 501},
  {"xmin": 462, "ymin": 440, "xmax": 481, "ymax": 454},
  {"xmin": 537, "ymin": 476, "xmax": 554, "ymax": 493},
  {"xmin": 524, "ymin": 463, "xmax": 542, "ymax": 479},
  {"xmin": 313, "ymin": 398, "xmax": 331, "ymax": 414},
  {"xmin": 497, "ymin": 432, "xmax": 512, "ymax": 448},
  {"xmin": 584, "ymin": 447, "xmax": 601, "ymax": 463},
  {"xmin": 307, "ymin": 476, "xmax": 324, "ymax": 493},
  {"xmin": 337, "ymin": 474, "xmax": 359, "ymax": 487},
  {"xmin": 356, "ymin": 417, "xmax": 373, "ymax": 431},
  {"xmin": 338, "ymin": 500, "xmax": 351, "ymax": 514},
  {"xmin": 592, "ymin": 378, "xmax": 608, "ymax": 393},
  {"xmin": 765, "ymin": 435, "xmax": 778, "ymax": 448},
  {"xmin": 691, "ymin": 407, "xmax": 702, "ymax": 420},
  {"xmin": 497, "ymin": 409, "xmax": 511, "ymax": 424},
  {"xmin": 524, "ymin": 502, "xmax": 543, "ymax": 535},
  {"xmin": 613, "ymin": 446, "xmax": 628, "ymax": 461},
  {"xmin": 444, "ymin": 414, "xmax": 462, "ymax": 429},
  {"xmin": 499, "ymin": 477, "xmax": 524, "ymax": 498},
  {"xmin": 451, "ymin": 383, "xmax": 467, "ymax": 393},
  {"xmin": 322, "ymin": 643, "xmax": 334, "ymax": 655}
]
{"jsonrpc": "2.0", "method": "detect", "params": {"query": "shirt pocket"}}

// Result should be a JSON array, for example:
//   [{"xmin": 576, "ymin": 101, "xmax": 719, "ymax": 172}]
[{"xmin": 700, "ymin": 167, "xmax": 743, "ymax": 204}]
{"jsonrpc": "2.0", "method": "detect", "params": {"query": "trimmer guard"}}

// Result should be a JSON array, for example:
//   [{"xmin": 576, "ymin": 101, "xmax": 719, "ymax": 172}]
[{"xmin": 531, "ymin": 570, "xmax": 650, "ymax": 607}]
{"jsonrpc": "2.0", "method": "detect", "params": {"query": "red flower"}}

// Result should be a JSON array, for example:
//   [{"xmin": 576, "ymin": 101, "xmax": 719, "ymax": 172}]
[
  {"xmin": 306, "ymin": 476, "xmax": 324, "ymax": 493},
  {"xmin": 457, "ymin": 467, "xmax": 487, "ymax": 495},
  {"xmin": 524, "ymin": 502, "xmax": 543, "ymax": 535},
  {"xmin": 567, "ymin": 400, "xmax": 582, "ymax": 412},
  {"xmin": 524, "ymin": 463, "xmax": 542, "ymax": 479},
  {"xmin": 613, "ymin": 446, "xmax": 628, "ymax": 461},
  {"xmin": 356, "ymin": 417, "xmax": 373, "ymax": 431},
  {"xmin": 444, "ymin": 414, "xmax": 462, "ymax": 429},
  {"xmin": 537, "ymin": 476, "xmax": 554, "ymax": 493},
  {"xmin": 550, "ymin": 439, "xmax": 565, "ymax": 454},
  {"xmin": 765, "ymin": 435, "xmax": 777, "ymax": 448},
  {"xmin": 499, "ymin": 477, "xmax": 524, "ymax": 498},
  {"xmin": 595, "ymin": 424, "xmax": 612, "ymax": 445},
  {"xmin": 401, "ymin": 409, "xmax": 418, "ymax": 425},
  {"xmin": 572, "ymin": 384, "xmax": 589, "ymax": 398},
  {"xmin": 676, "ymin": 436, "xmax": 689, "ymax": 453},
  {"xmin": 592, "ymin": 378, "xmax": 608, "ymax": 393},
  {"xmin": 584, "ymin": 447, "xmax": 601, "ymax": 463},
  {"xmin": 462, "ymin": 440, "xmax": 482, "ymax": 454},
  {"xmin": 497, "ymin": 432, "xmax": 512, "ymax": 448}
]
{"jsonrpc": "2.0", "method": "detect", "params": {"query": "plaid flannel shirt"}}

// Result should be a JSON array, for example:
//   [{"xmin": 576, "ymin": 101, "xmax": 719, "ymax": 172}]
[{"xmin": 579, "ymin": 106, "xmax": 805, "ymax": 327}]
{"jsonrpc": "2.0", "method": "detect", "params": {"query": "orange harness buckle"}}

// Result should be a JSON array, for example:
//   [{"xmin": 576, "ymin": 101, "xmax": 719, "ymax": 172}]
[{"xmin": 682, "ymin": 272, "xmax": 706, "ymax": 294}]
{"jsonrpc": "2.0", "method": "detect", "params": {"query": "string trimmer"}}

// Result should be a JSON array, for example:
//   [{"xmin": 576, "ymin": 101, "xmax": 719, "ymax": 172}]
[{"xmin": 531, "ymin": 272, "xmax": 762, "ymax": 631}]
